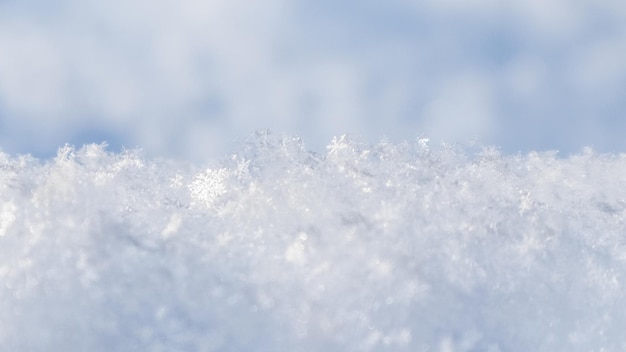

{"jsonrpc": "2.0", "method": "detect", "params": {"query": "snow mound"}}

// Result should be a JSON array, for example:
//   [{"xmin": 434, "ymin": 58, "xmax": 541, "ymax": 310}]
[{"xmin": 2, "ymin": 134, "xmax": 626, "ymax": 351}]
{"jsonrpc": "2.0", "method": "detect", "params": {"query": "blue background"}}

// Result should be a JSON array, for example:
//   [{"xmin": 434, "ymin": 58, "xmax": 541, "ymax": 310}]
[{"xmin": 1, "ymin": 0, "xmax": 625, "ymax": 161}]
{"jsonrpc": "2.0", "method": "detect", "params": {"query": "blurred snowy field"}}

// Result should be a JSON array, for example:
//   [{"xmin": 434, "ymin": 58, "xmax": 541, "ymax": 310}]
[
  {"xmin": 2, "ymin": 133, "xmax": 626, "ymax": 351},
  {"xmin": 1, "ymin": 0, "xmax": 626, "ymax": 160}
]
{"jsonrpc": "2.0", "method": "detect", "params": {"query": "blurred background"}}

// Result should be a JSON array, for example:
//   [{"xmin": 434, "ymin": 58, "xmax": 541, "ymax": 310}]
[{"xmin": 0, "ymin": 0, "xmax": 625, "ymax": 162}]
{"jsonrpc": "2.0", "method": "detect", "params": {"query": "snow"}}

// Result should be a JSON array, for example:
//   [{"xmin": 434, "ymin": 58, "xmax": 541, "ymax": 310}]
[{"xmin": 2, "ymin": 133, "xmax": 626, "ymax": 351}]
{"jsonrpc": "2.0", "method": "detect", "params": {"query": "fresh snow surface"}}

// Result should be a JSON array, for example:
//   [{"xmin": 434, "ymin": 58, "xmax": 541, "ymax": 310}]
[{"xmin": 2, "ymin": 133, "xmax": 626, "ymax": 351}]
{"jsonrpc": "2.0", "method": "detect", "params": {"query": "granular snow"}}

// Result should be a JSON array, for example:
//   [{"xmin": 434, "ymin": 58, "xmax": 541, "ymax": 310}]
[{"xmin": 1, "ymin": 134, "xmax": 626, "ymax": 351}]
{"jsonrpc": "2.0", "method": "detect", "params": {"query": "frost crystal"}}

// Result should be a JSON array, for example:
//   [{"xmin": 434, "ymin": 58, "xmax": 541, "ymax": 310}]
[
  {"xmin": 189, "ymin": 167, "xmax": 231, "ymax": 209},
  {"xmin": 1, "ymin": 136, "xmax": 626, "ymax": 351}
]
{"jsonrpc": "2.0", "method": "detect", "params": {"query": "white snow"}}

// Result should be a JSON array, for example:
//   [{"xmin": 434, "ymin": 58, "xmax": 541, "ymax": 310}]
[{"xmin": 2, "ymin": 134, "xmax": 626, "ymax": 351}]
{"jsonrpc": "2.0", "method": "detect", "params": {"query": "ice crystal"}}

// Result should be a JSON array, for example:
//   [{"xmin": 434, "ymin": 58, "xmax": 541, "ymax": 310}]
[{"xmin": 1, "ymin": 135, "xmax": 626, "ymax": 351}]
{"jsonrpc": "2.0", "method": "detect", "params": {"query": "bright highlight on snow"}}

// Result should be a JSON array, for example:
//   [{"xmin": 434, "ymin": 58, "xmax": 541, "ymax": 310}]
[{"xmin": 2, "ymin": 134, "xmax": 626, "ymax": 351}]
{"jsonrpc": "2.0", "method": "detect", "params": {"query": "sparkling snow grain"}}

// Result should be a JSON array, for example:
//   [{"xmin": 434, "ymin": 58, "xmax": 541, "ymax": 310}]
[{"xmin": 1, "ymin": 135, "xmax": 626, "ymax": 351}]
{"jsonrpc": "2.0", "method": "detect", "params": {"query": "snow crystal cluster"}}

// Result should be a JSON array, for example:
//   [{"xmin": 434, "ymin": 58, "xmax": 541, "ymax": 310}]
[{"xmin": 2, "ymin": 133, "xmax": 626, "ymax": 351}]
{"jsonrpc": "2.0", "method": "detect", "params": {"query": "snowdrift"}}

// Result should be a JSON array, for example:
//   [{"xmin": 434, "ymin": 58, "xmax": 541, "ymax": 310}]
[{"xmin": 2, "ymin": 134, "xmax": 626, "ymax": 351}]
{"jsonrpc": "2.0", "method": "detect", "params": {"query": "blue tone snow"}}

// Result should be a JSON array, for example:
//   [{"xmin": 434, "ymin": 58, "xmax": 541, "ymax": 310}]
[{"xmin": 2, "ymin": 134, "xmax": 626, "ymax": 351}]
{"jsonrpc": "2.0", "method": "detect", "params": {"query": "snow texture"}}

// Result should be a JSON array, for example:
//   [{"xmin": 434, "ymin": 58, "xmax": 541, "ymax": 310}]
[{"xmin": 2, "ymin": 133, "xmax": 626, "ymax": 351}]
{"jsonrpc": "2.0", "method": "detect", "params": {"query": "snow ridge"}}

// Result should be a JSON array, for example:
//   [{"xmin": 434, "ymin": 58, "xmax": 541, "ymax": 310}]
[{"xmin": 1, "ymin": 135, "xmax": 626, "ymax": 351}]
